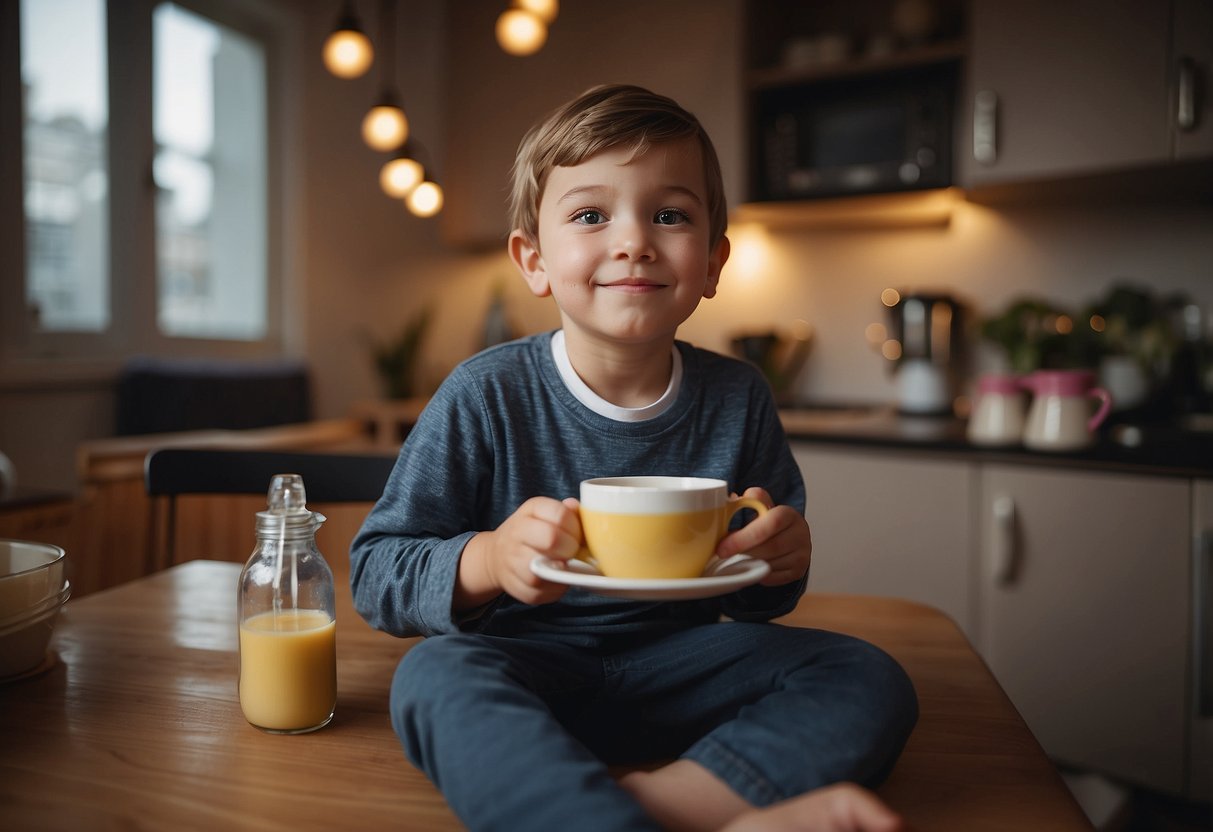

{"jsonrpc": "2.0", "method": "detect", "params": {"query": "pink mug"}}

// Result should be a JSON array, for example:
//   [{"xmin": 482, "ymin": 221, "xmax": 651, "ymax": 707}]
[{"xmin": 1020, "ymin": 370, "xmax": 1113, "ymax": 451}]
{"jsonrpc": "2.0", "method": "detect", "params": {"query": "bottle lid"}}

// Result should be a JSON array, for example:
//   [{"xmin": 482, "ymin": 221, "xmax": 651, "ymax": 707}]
[
  {"xmin": 257, "ymin": 474, "xmax": 323, "ymax": 537},
  {"xmin": 267, "ymin": 474, "xmax": 308, "ymax": 514}
]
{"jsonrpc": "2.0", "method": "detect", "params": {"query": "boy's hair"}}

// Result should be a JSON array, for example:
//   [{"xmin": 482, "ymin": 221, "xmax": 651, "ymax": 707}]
[{"xmin": 509, "ymin": 84, "xmax": 727, "ymax": 246}]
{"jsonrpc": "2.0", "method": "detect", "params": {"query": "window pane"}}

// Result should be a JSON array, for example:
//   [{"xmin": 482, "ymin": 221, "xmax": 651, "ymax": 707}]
[
  {"xmin": 154, "ymin": 3, "xmax": 267, "ymax": 340},
  {"xmin": 20, "ymin": 0, "xmax": 111, "ymax": 333}
]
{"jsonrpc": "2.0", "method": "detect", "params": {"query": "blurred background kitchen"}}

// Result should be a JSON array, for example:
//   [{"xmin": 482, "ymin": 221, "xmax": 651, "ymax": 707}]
[
  {"xmin": 1, "ymin": 0, "xmax": 1211, "ymax": 829},
  {"xmin": 2, "ymin": 0, "xmax": 1211, "ymax": 486}
]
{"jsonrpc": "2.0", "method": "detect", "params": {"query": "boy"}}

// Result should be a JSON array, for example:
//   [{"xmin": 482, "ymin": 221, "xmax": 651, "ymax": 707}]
[{"xmin": 350, "ymin": 84, "xmax": 917, "ymax": 832}]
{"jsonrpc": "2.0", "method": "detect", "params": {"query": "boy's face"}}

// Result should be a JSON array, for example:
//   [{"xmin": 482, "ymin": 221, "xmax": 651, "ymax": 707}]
[{"xmin": 509, "ymin": 138, "xmax": 729, "ymax": 351}]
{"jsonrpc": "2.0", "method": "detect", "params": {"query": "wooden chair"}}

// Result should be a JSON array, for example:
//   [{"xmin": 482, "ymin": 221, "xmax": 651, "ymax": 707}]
[{"xmin": 143, "ymin": 448, "xmax": 396, "ymax": 572}]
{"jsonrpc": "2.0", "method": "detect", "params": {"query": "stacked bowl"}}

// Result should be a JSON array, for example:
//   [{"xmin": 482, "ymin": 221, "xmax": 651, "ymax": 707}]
[{"xmin": 0, "ymin": 539, "xmax": 69, "ymax": 680}]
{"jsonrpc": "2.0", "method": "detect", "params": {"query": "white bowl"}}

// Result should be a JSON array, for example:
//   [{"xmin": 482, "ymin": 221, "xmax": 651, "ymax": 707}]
[
  {"xmin": 0, "ymin": 589, "xmax": 68, "ymax": 678},
  {"xmin": 0, "ymin": 580, "xmax": 70, "ymax": 633},
  {"xmin": 0, "ymin": 540, "xmax": 66, "ymax": 618}
]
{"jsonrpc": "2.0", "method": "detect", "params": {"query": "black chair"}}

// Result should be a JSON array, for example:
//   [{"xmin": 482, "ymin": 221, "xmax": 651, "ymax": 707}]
[{"xmin": 143, "ymin": 448, "xmax": 396, "ymax": 571}]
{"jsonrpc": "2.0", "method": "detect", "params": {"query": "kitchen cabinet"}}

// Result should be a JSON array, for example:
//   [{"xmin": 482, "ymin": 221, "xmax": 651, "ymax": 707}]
[
  {"xmin": 978, "ymin": 465, "xmax": 1191, "ymax": 795},
  {"xmin": 742, "ymin": 0, "xmax": 966, "ymax": 204},
  {"xmin": 961, "ymin": 0, "xmax": 1213, "ymax": 188},
  {"xmin": 1172, "ymin": 0, "xmax": 1213, "ymax": 161},
  {"xmin": 792, "ymin": 440, "xmax": 1207, "ymax": 798},
  {"xmin": 793, "ymin": 444, "xmax": 977, "ymax": 638},
  {"xmin": 0, "ymin": 492, "xmax": 76, "ymax": 553},
  {"xmin": 1191, "ymin": 480, "xmax": 1213, "ymax": 799}
]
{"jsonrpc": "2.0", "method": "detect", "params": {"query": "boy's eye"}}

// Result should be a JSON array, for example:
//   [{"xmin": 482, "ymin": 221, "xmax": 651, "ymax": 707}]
[
  {"xmin": 655, "ymin": 209, "xmax": 689, "ymax": 225},
  {"xmin": 572, "ymin": 210, "xmax": 605, "ymax": 225}
]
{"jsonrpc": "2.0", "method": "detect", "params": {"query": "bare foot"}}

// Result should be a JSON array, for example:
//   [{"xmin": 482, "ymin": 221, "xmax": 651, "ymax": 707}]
[
  {"xmin": 719, "ymin": 783, "xmax": 904, "ymax": 832},
  {"xmin": 618, "ymin": 760, "xmax": 753, "ymax": 832}
]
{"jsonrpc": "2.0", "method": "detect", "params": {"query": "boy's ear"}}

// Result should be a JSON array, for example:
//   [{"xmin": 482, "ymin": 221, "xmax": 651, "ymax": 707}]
[
  {"xmin": 508, "ymin": 230, "xmax": 551, "ymax": 298},
  {"xmin": 702, "ymin": 235, "xmax": 730, "ymax": 300}
]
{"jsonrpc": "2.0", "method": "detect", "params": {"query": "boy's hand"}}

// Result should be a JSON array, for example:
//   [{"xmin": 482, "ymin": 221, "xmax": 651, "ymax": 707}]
[
  {"xmin": 457, "ymin": 497, "xmax": 582, "ymax": 609},
  {"xmin": 714, "ymin": 487, "xmax": 812, "ymax": 587}
]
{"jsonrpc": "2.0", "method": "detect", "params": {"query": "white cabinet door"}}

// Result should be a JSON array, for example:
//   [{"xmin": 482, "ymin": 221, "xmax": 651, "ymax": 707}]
[
  {"xmin": 1173, "ymin": 0, "xmax": 1213, "ymax": 161},
  {"xmin": 979, "ymin": 465, "xmax": 1190, "ymax": 794},
  {"xmin": 793, "ymin": 444, "xmax": 977, "ymax": 639},
  {"xmin": 961, "ymin": 0, "xmax": 1173, "ymax": 186}
]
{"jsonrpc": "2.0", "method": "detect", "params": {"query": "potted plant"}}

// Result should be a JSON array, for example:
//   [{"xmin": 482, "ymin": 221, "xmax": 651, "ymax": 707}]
[
  {"xmin": 979, "ymin": 297, "xmax": 1091, "ymax": 374},
  {"xmin": 1080, "ymin": 284, "xmax": 1175, "ymax": 411},
  {"xmin": 368, "ymin": 308, "xmax": 431, "ymax": 400}
]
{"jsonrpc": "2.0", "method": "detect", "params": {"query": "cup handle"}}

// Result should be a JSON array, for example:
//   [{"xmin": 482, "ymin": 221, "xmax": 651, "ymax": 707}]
[
  {"xmin": 723, "ymin": 496, "xmax": 770, "ymax": 525},
  {"xmin": 1088, "ymin": 386, "xmax": 1113, "ymax": 432}
]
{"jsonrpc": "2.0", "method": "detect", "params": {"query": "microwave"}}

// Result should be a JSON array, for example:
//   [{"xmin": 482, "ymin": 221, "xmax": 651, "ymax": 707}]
[{"xmin": 750, "ymin": 64, "xmax": 957, "ymax": 201}]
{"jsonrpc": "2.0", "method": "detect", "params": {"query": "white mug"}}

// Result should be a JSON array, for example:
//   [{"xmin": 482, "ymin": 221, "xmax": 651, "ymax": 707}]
[{"xmin": 967, "ymin": 374, "xmax": 1026, "ymax": 446}]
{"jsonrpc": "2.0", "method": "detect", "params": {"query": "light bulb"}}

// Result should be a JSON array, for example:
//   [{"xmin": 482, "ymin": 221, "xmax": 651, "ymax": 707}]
[
  {"xmin": 496, "ymin": 9, "xmax": 547, "ymax": 56},
  {"xmin": 514, "ymin": 0, "xmax": 558, "ymax": 24},
  {"xmin": 406, "ymin": 181, "xmax": 443, "ymax": 217},
  {"xmin": 380, "ymin": 156, "xmax": 424, "ymax": 198},
  {"xmin": 362, "ymin": 103, "xmax": 408, "ymax": 152},
  {"xmin": 322, "ymin": 29, "xmax": 373, "ymax": 78}
]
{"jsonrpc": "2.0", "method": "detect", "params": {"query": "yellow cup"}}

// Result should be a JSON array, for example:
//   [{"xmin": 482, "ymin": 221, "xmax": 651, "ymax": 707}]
[{"xmin": 578, "ymin": 476, "xmax": 768, "ymax": 579}]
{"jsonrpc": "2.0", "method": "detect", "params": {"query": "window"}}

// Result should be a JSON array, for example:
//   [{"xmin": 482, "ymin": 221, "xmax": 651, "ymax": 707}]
[
  {"xmin": 154, "ymin": 3, "xmax": 268, "ymax": 340},
  {"xmin": 20, "ymin": 0, "xmax": 110, "ymax": 333},
  {"xmin": 3, "ymin": 0, "xmax": 283, "ymax": 367}
]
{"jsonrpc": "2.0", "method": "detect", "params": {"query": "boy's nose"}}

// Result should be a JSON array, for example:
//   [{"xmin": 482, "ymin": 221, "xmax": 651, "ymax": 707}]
[{"xmin": 610, "ymin": 218, "xmax": 656, "ymax": 262}]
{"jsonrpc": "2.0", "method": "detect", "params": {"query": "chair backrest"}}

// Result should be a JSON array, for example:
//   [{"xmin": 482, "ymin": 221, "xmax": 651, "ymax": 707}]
[
  {"xmin": 143, "ymin": 448, "xmax": 396, "ymax": 572},
  {"xmin": 145, "ymin": 448, "xmax": 395, "ymax": 503}
]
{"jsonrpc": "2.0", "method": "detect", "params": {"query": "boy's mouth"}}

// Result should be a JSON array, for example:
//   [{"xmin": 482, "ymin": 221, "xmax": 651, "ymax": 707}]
[{"xmin": 599, "ymin": 277, "xmax": 666, "ymax": 292}]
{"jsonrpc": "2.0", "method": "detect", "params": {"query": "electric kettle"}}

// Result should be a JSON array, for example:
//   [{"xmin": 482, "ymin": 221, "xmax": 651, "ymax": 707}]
[{"xmin": 886, "ymin": 292, "xmax": 965, "ymax": 415}]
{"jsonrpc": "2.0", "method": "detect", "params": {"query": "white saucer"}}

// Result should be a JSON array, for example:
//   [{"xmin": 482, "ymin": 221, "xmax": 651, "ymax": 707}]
[{"xmin": 529, "ymin": 554, "xmax": 770, "ymax": 600}]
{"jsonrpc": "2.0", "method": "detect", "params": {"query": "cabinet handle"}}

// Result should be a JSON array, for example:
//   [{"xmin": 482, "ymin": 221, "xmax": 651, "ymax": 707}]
[
  {"xmin": 1197, "ymin": 530, "xmax": 1213, "ymax": 718},
  {"xmin": 973, "ymin": 90, "xmax": 998, "ymax": 164},
  {"xmin": 991, "ymin": 495, "xmax": 1017, "ymax": 586},
  {"xmin": 1177, "ymin": 57, "xmax": 1198, "ymax": 132}
]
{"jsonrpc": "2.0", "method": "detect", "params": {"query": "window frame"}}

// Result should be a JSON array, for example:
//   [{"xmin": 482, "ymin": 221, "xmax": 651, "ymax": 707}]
[{"xmin": 0, "ymin": 0, "xmax": 298, "ymax": 384}]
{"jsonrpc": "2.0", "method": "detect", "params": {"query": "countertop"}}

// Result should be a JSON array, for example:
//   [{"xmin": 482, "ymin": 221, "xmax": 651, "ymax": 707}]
[
  {"xmin": 0, "ymin": 560, "xmax": 1091, "ymax": 831},
  {"xmin": 779, "ymin": 406, "xmax": 1213, "ymax": 479},
  {"xmin": 0, "ymin": 487, "xmax": 74, "ymax": 512}
]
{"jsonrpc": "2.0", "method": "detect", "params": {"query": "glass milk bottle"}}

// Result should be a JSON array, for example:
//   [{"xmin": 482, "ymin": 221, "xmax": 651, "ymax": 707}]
[{"xmin": 238, "ymin": 474, "xmax": 337, "ymax": 734}]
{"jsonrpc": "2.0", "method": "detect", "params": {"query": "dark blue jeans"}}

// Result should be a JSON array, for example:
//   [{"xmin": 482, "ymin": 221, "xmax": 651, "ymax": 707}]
[{"xmin": 390, "ymin": 622, "xmax": 918, "ymax": 832}]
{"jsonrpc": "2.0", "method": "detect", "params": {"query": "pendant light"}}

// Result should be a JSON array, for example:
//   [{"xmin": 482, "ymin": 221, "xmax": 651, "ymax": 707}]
[
  {"xmin": 361, "ymin": 0, "xmax": 408, "ymax": 151},
  {"xmin": 516, "ymin": 0, "xmax": 558, "ymax": 24},
  {"xmin": 322, "ymin": 1, "xmax": 374, "ymax": 79},
  {"xmin": 494, "ymin": 0, "xmax": 558, "ymax": 55},
  {"xmin": 379, "ymin": 149, "xmax": 424, "ymax": 198},
  {"xmin": 495, "ymin": 2, "xmax": 549, "ymax": 56},
  {"xmin": 390, "ymin": 142, "xmax": 442, "ymax": 217},
  {"xmin": 406, "ymin": 179, "xmax": 444, "ymax": 217}
]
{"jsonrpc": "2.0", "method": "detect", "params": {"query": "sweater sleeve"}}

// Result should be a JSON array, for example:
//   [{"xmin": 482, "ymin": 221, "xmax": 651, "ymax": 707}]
[
  {"xmin": 718, "ymin": 384, "xmax": 808, "ymax": 622},
  {"xmin": 348, "ymin": 369, "xmax": 494, "ymax": 638}
]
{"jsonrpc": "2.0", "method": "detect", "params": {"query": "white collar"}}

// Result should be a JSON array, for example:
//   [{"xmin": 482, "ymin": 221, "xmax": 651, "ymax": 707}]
[{"xmin": 550, "ymin": 330, "xmax": 682, "ymax": 422}]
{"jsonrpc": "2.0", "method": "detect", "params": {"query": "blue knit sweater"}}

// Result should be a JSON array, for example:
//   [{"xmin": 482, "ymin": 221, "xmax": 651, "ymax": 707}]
[{"xmin": 349, "ymin": 332, "xmax": 807, "ymax": 647}]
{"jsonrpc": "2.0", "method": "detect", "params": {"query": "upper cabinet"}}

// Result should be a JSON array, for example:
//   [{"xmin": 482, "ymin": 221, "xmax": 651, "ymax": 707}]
[
  {"xmin": 1173, "ymin": 0, "xmax": 1213, "ymax": 161},
  {"xmin": 743, "ymin": 0, "xmax": 967, "ymax": 204},
  {"xmin": 960, "ymin": 0, "xmax": 1213, "ymax": 189}
]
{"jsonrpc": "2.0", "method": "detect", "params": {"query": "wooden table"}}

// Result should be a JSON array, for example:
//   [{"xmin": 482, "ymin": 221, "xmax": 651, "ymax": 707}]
[{"xmin": 0, "ymin": 561, "xmax": 1092, "ymax": 831}]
